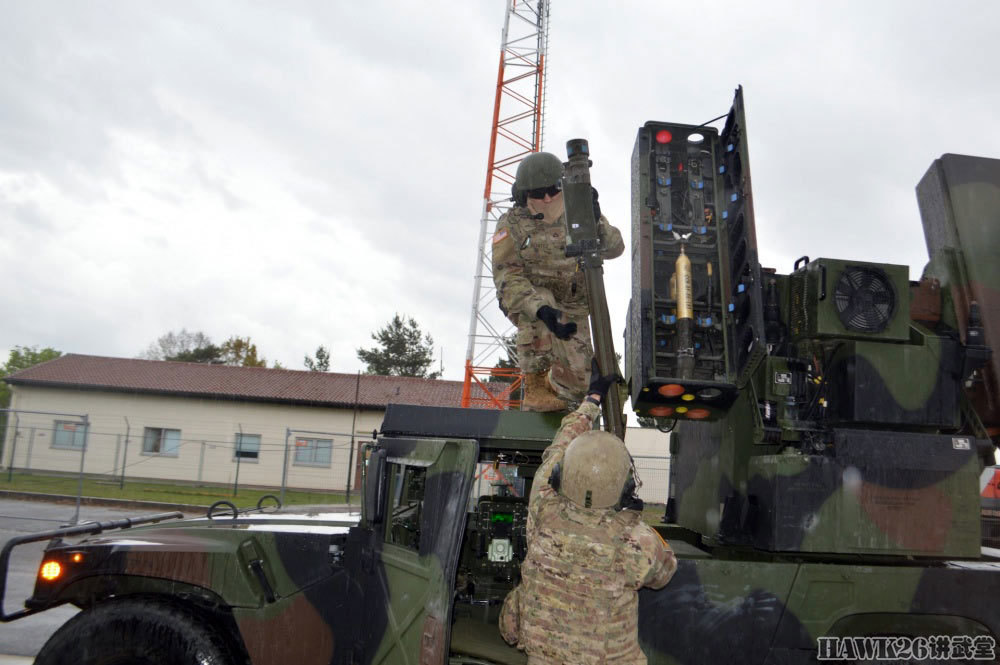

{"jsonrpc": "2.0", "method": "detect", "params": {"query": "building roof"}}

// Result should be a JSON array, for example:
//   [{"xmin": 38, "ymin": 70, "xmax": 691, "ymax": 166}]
[{"xmin": 5, "ymin": 354, "xmax": 507, "ymax": 410}]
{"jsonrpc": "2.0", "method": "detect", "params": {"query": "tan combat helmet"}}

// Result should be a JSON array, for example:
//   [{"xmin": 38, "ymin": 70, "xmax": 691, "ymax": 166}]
[
  {"xmin": 512, "ymin": 152, "xmax": 564, "ymax": 206},
  {"xmin": 553, "ymin": 430, "xmax": 634, "ymax": 510}
]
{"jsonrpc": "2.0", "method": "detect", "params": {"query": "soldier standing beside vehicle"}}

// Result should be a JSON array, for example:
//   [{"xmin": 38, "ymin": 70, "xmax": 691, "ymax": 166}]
[
  {"xmin": 492, "ymin": 151, "xmax": 625, "ymax": 411},
  {"xmin": 499, "ymin": 369, "xmax": 677, "ymax": 664}
]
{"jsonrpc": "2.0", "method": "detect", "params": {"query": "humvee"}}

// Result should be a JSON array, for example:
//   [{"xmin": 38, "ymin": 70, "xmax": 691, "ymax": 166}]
[{"xmin": 2, "ymin": 89, "xmax": 999, "ymax": 664}]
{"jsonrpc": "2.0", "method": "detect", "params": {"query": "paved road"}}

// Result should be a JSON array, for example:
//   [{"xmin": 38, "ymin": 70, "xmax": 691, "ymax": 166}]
[{"xmin": 0, "ymin": 499, "xmax": 193, "ymax": 658}]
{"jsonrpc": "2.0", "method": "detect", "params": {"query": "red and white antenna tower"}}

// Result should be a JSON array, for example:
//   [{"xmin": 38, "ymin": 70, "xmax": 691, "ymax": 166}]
[{"xmin": 461, "ymin": 0, "xmax": 551, "ymax": 409}]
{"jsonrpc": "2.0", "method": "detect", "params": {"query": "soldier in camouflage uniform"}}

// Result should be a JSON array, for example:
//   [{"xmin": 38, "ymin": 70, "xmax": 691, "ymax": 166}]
[
  {"xmin": 499, "ymin": 372, "xmax": 677, "ymax": 664},
  {"xmin": 492, "ymin": 151, "xmax": 625, "ymax": 411}
]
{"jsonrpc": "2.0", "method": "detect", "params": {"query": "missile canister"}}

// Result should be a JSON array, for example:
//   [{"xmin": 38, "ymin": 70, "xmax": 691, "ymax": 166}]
[{"xmin": 676, "ymin": 244, "xmax": 695, "ymax": 378}]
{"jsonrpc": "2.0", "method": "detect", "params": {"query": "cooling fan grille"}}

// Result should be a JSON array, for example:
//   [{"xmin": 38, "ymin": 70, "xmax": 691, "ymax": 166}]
[{"xmin": 833, "ymin": 267, "xmax": 896, "ymax": 333}]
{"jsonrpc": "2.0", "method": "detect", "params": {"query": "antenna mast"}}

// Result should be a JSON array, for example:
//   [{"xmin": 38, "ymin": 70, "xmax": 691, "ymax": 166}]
[{"xmin": 461, "ymin": 0, "xmax": 551, "ymax": 408}]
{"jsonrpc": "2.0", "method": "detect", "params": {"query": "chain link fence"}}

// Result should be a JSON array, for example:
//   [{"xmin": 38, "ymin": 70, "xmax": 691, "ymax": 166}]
[
  {"xmin": 0, "ymin": 408, "xmax": 376, "ymax": 518},
  {"xmin": 632, "ymin": 455, "xmax": 670, "ymax": 506},
  {"xmin": 2, "ymin": 405, "xmax": 673, "ymax": 522}
]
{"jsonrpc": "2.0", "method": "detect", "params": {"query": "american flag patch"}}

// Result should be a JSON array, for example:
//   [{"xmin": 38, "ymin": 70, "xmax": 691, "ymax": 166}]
[{"xmin": 493, "ymin": 229, "xmax": 509, "ymax": 244}]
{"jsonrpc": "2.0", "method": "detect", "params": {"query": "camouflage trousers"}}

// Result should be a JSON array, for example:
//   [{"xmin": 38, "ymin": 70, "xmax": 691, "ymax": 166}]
[{"xmin": 514, "ymin": 308, "xmax": 593, "ymax": 403}]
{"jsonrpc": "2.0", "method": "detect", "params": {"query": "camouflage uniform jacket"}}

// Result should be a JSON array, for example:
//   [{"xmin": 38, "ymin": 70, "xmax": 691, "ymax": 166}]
[
  {"xmin": 492, "ymin": 205, "xmax": 625, "ymax": 320},
  {"xmin": 500, "ymin": 402, "xmax": 677, "ymax": 665}
]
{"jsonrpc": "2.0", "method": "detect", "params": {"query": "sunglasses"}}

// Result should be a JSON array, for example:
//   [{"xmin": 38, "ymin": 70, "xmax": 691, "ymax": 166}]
[{"xmin": 526, "ymin": 184, "xmax": 562, "ymax": 200}]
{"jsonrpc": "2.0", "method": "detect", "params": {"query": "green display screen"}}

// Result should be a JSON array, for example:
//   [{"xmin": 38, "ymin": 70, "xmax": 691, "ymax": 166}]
[{"xmin": 491, "ymin": 513, "xmax": 514, "ymax": 523}]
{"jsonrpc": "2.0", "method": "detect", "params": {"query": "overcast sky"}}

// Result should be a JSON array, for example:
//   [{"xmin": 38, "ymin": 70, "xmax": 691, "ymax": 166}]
[{"xmin": 2, "ymin": 1, "xmax": 998, "ymax": 381}]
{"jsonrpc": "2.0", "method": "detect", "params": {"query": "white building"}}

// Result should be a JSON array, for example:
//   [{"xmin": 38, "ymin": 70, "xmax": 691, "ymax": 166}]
[{"xmin": 3, "ymin": 354, "xmax": 670, "ymax": 501}]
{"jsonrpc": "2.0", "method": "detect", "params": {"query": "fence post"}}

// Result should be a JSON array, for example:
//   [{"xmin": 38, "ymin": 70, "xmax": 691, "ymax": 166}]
[
  {"xmin": 26, "ymin": 427, "xmax": 35, "ymax": 470},
  {"xmin": 120, "ymin": 417, "xmax": 130, "ymax": 489},
  {"xmin": 280, "ymin": 429, "xmax": 290, "ymax": 507},
  {"xmin": 347, "ymin": 371, "xmax": 361, "ymax": 505},
  {"xmin": 72, "ymin": 415, "xmax": 90, "ymax": 525},
  {"xmin": 233, "ymin": 424, "xmax": 243, "ymax": 497},
  {"xmin": 6, "ymin": 414, "xmax": 19, "ymax": 482},
  {"xmin": 113, "ymin": 434, "xmax": 121, "ymax": 481},
  {"xmin": 198, "ymin": 441, "xmax": 206, "ymax": 483}
]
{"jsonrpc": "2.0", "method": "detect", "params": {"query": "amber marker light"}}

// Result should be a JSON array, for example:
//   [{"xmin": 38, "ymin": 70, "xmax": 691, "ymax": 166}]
[
  {"xmin": 658, "ymin": 384, "xmax": 685, "ymax": 398},
  {"xmin": 681, "ymin": 394, "xmax": 695, "ymax": 401},
  {"xmin": 675, "ymin": 406, "xmax": 689, "ymax": 414},
  {"xmin": 72, "ymin": 553, "xmax": 84, "ymax": 563},
  {"xmin": 648, "ymin": 406, "xmax": 674, "ymax": 417},
  {"xmin": 40, "ymin": 561, "xmax": 62, "ymax": 581}
]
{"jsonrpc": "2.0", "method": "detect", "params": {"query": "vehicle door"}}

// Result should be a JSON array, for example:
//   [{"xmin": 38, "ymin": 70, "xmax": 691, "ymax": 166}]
[{"xmin": 364, "ymin": 436, "xmax": 478, "ymax": 665}]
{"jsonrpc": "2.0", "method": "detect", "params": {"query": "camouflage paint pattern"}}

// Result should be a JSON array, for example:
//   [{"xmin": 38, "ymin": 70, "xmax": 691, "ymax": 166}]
[
  {"xmin": 638, "ymin": 541, "xmax": 1000, "ymax": 664},
  {"xmin": 657, "ymin": 150, "xmax": 998, "ymax": 558},
  {"xmin": 918, "ymin": 154, "xmax": 1000, "ymax": 432},
  {"xmin": 14, "ymin": 402, "xmax": 1000, "ymax": 665},
  {"xmin": 9, "ymin": 138, "xmax": 1000, "ymax": 665},
  {"xmin": 493, "ymin": 203, "xmax": 625, "ymax": 401}
]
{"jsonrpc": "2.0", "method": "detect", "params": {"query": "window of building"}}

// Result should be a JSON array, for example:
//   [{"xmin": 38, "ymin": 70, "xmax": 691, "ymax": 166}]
[
  {"xmin": 52, "ymin": 421, "xmax": 87, "ymax": 450},
  {"xmin": 294, "ymin": 437, "xmax": 332, "ymax": 466},
  {"xmin": 385, "ymin": 463, "xmax": 426, "ymax": 551},
  {"xmin": 142, "ymin": 427, "xmax": 181, "ymax": 456},
  {"xmin": 235, "ymin": 433, "xmax": 261, "ymax": 461}
]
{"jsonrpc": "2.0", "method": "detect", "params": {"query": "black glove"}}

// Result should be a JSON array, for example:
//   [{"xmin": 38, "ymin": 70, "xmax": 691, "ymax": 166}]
[
  {"xmin": 536, "ymin": 305, "xmax": 577, "ymax": 340},
  {"xmin": 591, "ymin": 186, "xmax": 602, "ymax": 222},
  {"xmin": 587, "ymin": 358, "xmax": 620, "ymax": 400}
]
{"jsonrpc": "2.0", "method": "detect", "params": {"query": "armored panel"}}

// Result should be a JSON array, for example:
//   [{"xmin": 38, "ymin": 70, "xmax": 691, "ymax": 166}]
[
  {"xmin": 748, "ymin": 429, "xmax": 982, "ymax": 557},
  {"xmin": 788, "ymin": 258, "xmax": 910, "ymax": 342},
  {"xmin": 827, "ymin": 337, "xmax": 963, "ymax": 428},
  {"xmin": 628, "ymin": 86, "xmax": 765, "ymax": 422},
  {"xmin": 381, "ymin": 404, "xmax": 559, "ymax": 458},
  {"xmin": 917, "ymin": 153, "xmax": 1000, "ymax": 428}
]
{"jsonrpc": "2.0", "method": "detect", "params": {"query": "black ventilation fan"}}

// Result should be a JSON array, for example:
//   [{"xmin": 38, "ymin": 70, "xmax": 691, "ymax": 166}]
[{"xmin": 833, "ymin": 267, "xmax": 896, "ymax": 333}]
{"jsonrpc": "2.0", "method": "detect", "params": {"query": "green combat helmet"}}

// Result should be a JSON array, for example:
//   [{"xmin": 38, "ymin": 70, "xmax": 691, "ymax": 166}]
[
  {"xmin": 512, "ymin": 151, "xmax": 563, "ymax": 205},
  {"xmin": 555, "ymin": 430, "xmax": 634, "ymax": 509}
]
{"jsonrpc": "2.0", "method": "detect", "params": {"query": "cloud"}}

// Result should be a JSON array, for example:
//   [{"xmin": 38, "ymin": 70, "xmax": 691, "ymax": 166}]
[{"xmin": 1, "ymin": 0, "xmax": 998, "ymax": 383}]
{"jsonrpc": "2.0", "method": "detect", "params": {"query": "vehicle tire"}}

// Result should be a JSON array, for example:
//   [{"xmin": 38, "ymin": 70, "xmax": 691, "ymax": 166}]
[{"xmin": 34, "ymin": 598, "xmax": 237, "ymax": 665}]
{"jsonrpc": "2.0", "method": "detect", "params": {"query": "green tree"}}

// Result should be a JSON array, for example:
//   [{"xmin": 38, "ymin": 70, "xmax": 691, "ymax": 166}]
[
  {"xmin": 1, "ymin": 346, "xmax": 62, "ymax": 451},
  {"xmin": 220, "ymin": 336, "xmax": 267, "ymax": 367},
  {"xmin": 304, "ymin": 346, "xmax": 331, "ymax": 372},
  {"xmin": 167, "ymin": 344, "xmax": 223, "ymax": 364},
  {"xmin": 357, "ymin": 314, "xmax": 440, "ymax": 378}
]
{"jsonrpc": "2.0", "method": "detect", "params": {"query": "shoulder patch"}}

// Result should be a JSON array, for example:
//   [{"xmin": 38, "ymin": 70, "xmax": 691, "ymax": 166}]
[{"xmin": 493, "ymin": 228, "xmax": 509, "ymax": 244}]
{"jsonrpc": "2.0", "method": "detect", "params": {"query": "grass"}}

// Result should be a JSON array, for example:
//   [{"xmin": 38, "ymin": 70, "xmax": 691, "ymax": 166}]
[
  {"xmin": 1, "ymin": 471, "xmax": 348, "ymax": 508},
  {"xmin": 642, "ymin": 503, "xmax": 668, "ymax": 526},
  {"xmin": 2, "ymin": 471, "xmax": 665, "ymax": 523}
]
